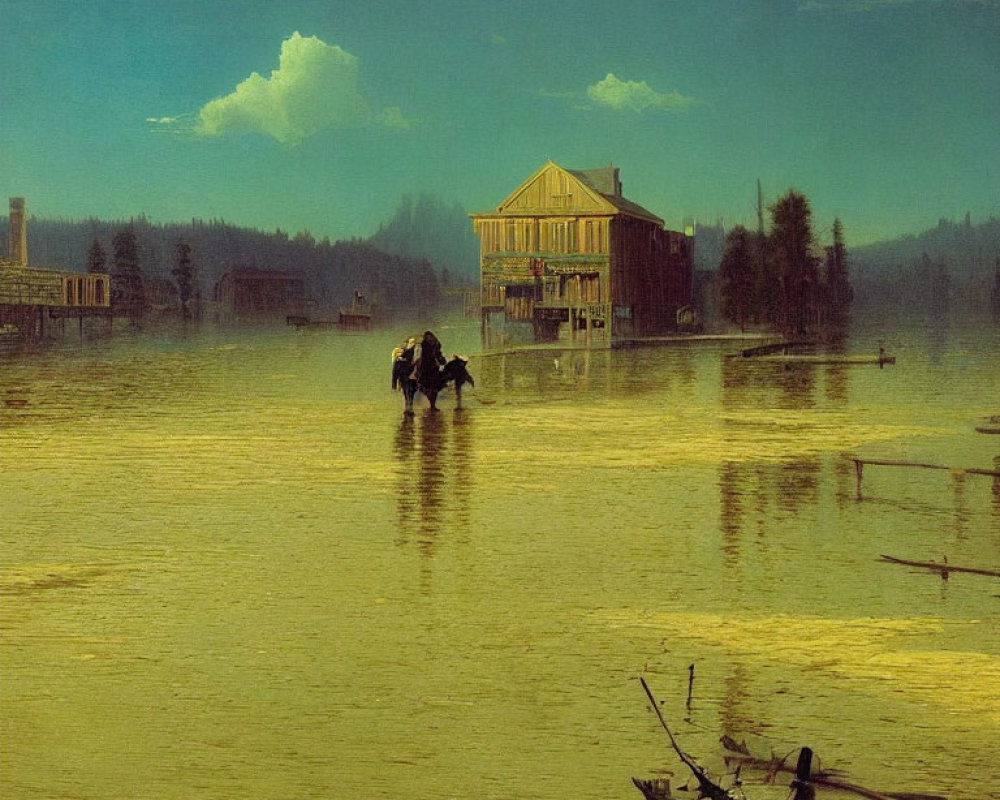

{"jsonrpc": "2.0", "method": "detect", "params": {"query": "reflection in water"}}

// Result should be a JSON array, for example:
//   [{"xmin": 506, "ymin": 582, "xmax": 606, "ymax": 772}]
[
  {"xmin": 720, "ymin": 663, "xmax": 765, "ymax": 740},
  {"xmin": 476, "ymin": 347, "xmax": 699, "ymax": 403},
  {"xmin": 392, "ymin": 408, "xmax": 475, "ymax": 591},
  {"xmin": 824, "ymin": 363, "xmax": 849, "ymax": 405},
  {"xmin": 952, "ymin": 471, "xmax": 970, "ymax": 541},
  {"xmin": 774, "ymin": 458, "xmax": 821, "ymax": 514},
  {"xmin": 720, "ymin": 358, "xmax": 817, "ymax": 411},
  {"xmin": 450, "ymin": 408, "xmax": 473, "ymax": 531},
  {"xmin": 776, "ymin": 363, "xmax": 816, "ymax": 409},
  {"xmin": 4, "ymin": 320, "xmax": 1000, "ymax": 800},
  {"xmin": 994, "ymin": 456, "xmax": 1000, "ymax": 518},
  {"xmin": 833, "ymin": 453, "xmax": 856, "ymax": 510},
  {"xmin": 718, "ymin": 449, "xmax": 823, "ymax": 533},
  {"xmin": 417, "ymin": 410, "xmax": 447, "ymax": 549},
  {"xmin": 393, "ymin": 415, "xmax": 419, "ymax": 547}
]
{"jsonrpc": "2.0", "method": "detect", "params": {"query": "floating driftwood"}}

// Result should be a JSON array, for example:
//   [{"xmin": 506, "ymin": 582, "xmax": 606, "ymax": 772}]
[
  {"xmin": 639, "ymin": 677, "xmax": 736, "ymax": 800},
  {"xmin": 879, "ymin": 554, "xmax": 1000, "ymax": 579},
  {"xmin": 631, "ymin": 776, "xmax": 674, "ymax": 800},
  {"xmin": 738, "ymin": 340, "xmax": 815, "ymax": 358},
  {"xmin": 733, "ymin": 341, "xmax": 894, "ymax": 366},
  {"xmin": 975, "ymin": 414, "xmax": 1000, "ymax": 434},
  {"xmin": 636, "ymin": 676, "xmax": 949, "ymax": 800},
  {"xmin": 720, "ymin": 737, "xmax": 948, "ymax": 800},
  {"xmin": 746, "ymin": 354, "xmax": 895, "ymax": 366}
]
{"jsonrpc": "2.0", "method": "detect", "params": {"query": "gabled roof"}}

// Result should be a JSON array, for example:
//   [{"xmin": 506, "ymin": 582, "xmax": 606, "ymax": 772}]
[
  {"xmin": 476, "ymin": 160, "xmax": 664, "ymax": 226},
  {"xmin": 567, "ymin": 167, "xmax": 620, "ymax": 196}
]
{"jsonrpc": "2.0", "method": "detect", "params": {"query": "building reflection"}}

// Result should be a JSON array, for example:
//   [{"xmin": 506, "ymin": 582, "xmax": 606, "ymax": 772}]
[
  {"xmin": 993, "ymin": 456, "xmax": 1000, "ymax": 519},
  {"xmin": 720, "ymin": 358, "xmax": 817, "ymax": 411},
  {"xmin": 475, "ymin": 345, "xmax": 697, "ymax": 404},
  {"xmin": 450, "ymin": 408, "xmax": 473, "ymax": 531}
]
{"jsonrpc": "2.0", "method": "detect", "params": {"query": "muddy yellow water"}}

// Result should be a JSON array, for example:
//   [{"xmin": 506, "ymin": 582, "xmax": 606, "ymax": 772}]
[{"xmin": 2, "ymin": 316, "xmax": 998, "ymax": 799}]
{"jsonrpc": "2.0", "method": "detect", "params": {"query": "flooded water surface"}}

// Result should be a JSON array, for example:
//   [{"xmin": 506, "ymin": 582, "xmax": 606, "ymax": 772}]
[{"xmin": 2, "ymin": 316, "xmax": 998, "ymax": 800}]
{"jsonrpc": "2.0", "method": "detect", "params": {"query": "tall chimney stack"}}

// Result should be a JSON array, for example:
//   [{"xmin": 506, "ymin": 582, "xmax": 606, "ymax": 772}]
[{"xmin": 9, "ymin": 197, "xmax": 27, "ymax": 267}]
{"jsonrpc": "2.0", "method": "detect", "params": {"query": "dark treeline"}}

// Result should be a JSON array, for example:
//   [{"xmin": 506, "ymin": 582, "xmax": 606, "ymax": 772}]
[
  {"xmin": 706, "ymin": 204, "xmax": 1000, "ymax": 331},
  {"xmin": 2, "ymin": 213, "xmax": 445, "ymax": 317},
  {"xmin": 716, "ymin": 190, "xmax": 852, "ymax": 336}
]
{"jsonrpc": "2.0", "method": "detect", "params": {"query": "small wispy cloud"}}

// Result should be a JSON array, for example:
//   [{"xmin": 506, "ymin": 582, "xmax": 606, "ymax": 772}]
[
  {"xmin": 151, "ymin": 31, "xmax": 413, "ymax": 145},
  {"xmin": 378, "ymin": 106, "xmax": 414, "ymax": 130},
  {"xmin": 799, "ymin": 0, "xmax": 997, "ymax": 11},
  {"xmin": 146, "ymin": 113, "xmax": 197, "ymax": 135},
  {"xmin": 586, "ymin": 73, "xmax": 693, "ymax": 113},
  {"xmin": 491, "ymin": 34, "xmax": 507, "ymax": 45}
]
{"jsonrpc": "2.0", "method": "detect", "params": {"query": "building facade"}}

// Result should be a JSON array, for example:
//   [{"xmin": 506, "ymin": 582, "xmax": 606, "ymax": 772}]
[
  {"xmin": 212, "ymin": 268, "xmax": 307, "ymax": 323},
  {"xmin": 471, "ymin": 161, "xmax": 694, "ymax": 348},
  {"xmin": 1, "ymin": 197, "xmax": 111, "ymax": 340}
]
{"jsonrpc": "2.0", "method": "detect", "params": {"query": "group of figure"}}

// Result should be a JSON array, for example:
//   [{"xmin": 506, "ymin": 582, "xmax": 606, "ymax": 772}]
[{"xmin": 391, "ymin": 330, "xmax": 475, "ymax": 413}]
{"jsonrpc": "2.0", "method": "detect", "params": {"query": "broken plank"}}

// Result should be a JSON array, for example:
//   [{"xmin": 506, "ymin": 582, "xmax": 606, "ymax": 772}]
[{"xmin": 880, "ymin": 555, "xmax": 1000, "ymax": 579}]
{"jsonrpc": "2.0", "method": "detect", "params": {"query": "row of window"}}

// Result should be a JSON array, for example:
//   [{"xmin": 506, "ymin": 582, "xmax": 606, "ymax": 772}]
[
  {"xmin": 482, "ymin": 274, "xmax": 604, "ymax": 306},
  {"xmin": 64, "ymin": 276, "xmax": 107, "ymax": 307},
  {"xmin": 478, "ymin": 218, "xmax": 609, "ymax": 255}
]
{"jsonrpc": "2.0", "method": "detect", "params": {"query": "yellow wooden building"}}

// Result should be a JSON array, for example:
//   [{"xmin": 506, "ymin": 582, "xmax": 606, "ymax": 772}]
[
  {"xmin": 1, "ymin": 197, "xmax": 111, "ymax": 340},
  {"xmin": 471, "ymin": 161, "xmax": 693, "ymax": 348}
]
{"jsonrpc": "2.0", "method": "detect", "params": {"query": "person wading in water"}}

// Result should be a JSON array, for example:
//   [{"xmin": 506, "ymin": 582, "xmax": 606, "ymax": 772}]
[
  {"xmin": 391, "ymin": 337, "xmax": 418, "ymax": 414},
  {"xmin": 413, "ymin": 330, "xmax": 447, "ymax": 411}
]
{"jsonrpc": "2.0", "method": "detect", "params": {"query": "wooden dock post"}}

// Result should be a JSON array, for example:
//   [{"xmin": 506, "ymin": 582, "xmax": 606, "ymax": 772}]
[
  {"xmin": 849, "ymin": 456, "xmax": 1000, "ymax": 501},
  {"xmin": 791, "ymin": 747, "xmax": 816, "ymax": 800}
]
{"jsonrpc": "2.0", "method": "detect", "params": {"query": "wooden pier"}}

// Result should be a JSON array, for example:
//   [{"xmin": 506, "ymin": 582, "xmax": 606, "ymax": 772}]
[{"xmin": 849, "ymin": 456, "xmax": 1000, "ymax": 498}]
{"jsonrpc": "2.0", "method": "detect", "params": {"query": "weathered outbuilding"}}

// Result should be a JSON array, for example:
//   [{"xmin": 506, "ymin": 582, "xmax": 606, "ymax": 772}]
[
  {"xmin": 212, "ymin": 268, "xmax": 307, "ymax": 322},
  {"xmin": 471, "ymin": 161, "xmax": 693, "ymax": 347},
  {"xmin": 1, "ymin": 197, "xmax": 111, "ymax": 340}
]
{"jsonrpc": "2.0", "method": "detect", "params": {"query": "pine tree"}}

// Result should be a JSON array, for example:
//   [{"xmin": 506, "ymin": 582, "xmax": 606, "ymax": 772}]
[
  {"xmin": 823, "ymin": 218, "xmax": 853, "ymax": 323},
  {"xmin": 86, "ymin": 238, "xmax": 106, "ymax": 274},
  {"xmin": 768, "ymin": 191, "xmax": 819, "ymax": 335},
  {"xmin": 111, "ymin": 227, "xmax": 144, "ymax": 325},
  {"xmin": 718, "ymin": 226, "xmax": 757, "ymax": 331},
  {"xmin": 172, "ymin": 240, "xmax": 195, "ymax": 319}
]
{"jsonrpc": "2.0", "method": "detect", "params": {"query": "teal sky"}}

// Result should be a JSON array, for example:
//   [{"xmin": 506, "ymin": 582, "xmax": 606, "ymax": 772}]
[{"xmin": 2, "ymin": 0, "xmax": 997, "ymax": 247}]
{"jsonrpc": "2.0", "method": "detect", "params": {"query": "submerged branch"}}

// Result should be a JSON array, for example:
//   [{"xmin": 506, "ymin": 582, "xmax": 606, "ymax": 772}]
[{"xmin": 639, "ymin": 676, "xmax": 736, "ymax": 800}]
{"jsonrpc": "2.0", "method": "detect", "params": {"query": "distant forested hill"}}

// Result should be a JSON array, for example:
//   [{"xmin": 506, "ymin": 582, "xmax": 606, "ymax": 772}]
[
  {"xmin": 852, "ymin": 215, "xmax": 1000, "ymax": 276},
  {"xmin": 1, "ymin": 214, "xmax": 442, "ymax": 314},
  {"xmin": 367, "ymin": 193, "xmax": 480, "ymax": 285},
  {"xmin": 851, "ymin": 215, "xmax": 1000, "ymax": 314}
]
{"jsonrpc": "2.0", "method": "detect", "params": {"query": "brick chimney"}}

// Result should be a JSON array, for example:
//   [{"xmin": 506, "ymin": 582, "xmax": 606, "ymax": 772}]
[{"xmin": 9, "ymin": 197, "xmax": 27, "ymax": 266}]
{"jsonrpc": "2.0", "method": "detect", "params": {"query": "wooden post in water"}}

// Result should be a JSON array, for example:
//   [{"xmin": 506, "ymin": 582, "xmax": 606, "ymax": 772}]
[
  {"xmin": 850, "ymin": 456, "xmax": 1000, "ymax": 501},
  {"xmin": 790, "ymin": 747, "xmax": 816, "ymax": 800}
]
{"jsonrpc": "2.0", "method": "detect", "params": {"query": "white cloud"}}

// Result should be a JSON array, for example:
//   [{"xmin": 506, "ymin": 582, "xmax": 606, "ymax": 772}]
[
  {"xmin": 194, "ymin": 31, "xmax": 402, "ymax": 145},
  {"xmin": 586, "ymin": 73, "xmax": 693, "ymax": 113}
]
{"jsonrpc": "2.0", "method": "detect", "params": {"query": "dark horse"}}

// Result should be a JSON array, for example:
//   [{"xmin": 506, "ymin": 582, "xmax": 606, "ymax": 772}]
[
  {"xmin": 441, "ymin": 355, "xmax": 475, "ymax": 406},
  {"xmin": 414, "ymin": 330, "xmax": 447, "ymax": 410}
]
